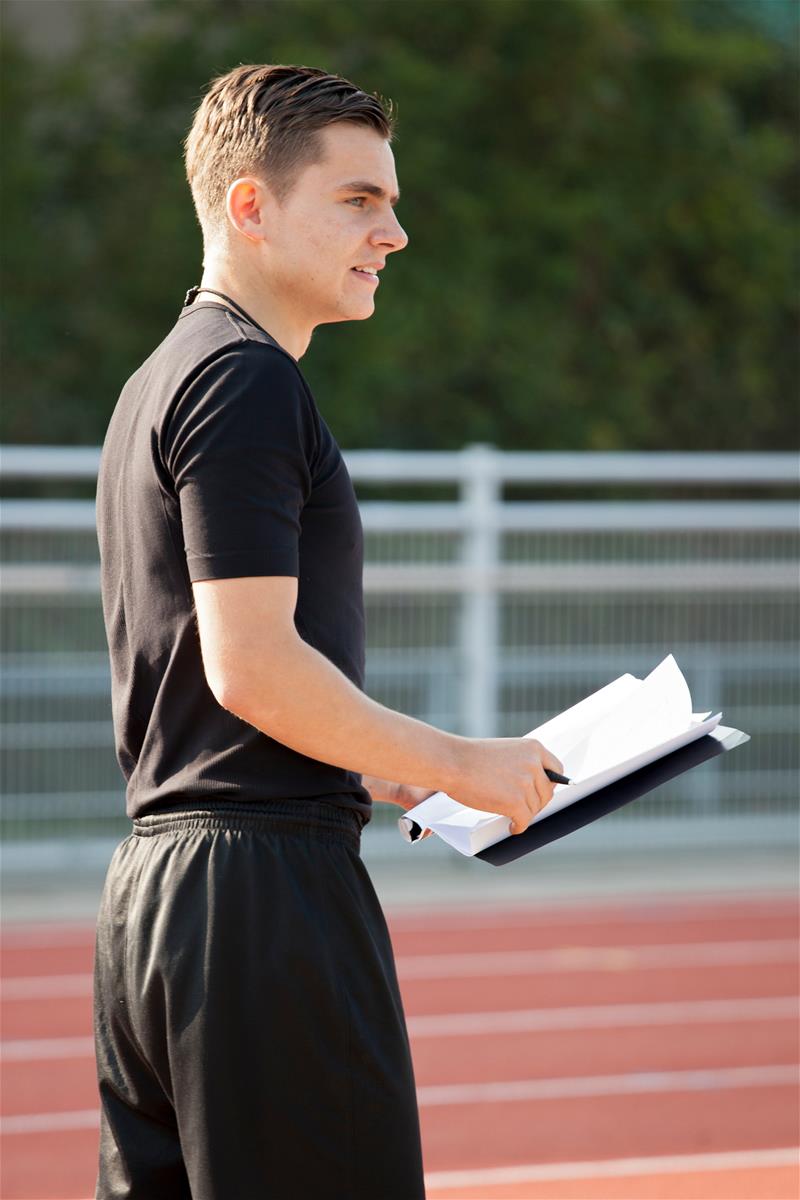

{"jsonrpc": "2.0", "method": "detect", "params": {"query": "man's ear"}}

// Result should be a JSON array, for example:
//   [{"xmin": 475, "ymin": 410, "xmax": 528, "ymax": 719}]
[{"xmin": 225, "ymin": 177, "xmax": 269, "ymax": 244}]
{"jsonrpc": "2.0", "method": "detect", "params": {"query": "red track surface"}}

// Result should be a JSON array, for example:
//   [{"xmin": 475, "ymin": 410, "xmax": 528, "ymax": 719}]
[{"xmin": 1, "ymin": 894, "xmax": 798, "ymax": 1199}]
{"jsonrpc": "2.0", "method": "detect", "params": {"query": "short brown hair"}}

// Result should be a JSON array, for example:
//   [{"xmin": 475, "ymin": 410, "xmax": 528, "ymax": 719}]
[{"xmin": 183, "ymin": 64, "xmax": 395, "ymax": 246}]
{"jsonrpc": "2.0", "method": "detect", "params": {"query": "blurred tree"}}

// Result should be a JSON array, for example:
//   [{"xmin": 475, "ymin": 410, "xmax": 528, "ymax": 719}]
[{"xmin": 1, "ymin": 0, "xmax": 797, "ymax": 450}]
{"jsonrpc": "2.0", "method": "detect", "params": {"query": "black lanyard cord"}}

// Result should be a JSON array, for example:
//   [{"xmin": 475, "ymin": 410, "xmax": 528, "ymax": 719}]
[{"xmin": 183, "ymin": 285, "xmax": 266, "ymax": 335}]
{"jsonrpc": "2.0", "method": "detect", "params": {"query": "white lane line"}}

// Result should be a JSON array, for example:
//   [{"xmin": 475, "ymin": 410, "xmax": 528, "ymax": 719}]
[
  {"xmin": 1, "ymin": 1036, "xmax": 94, "ymax": 1061},
  {"xmin": 1, "ymin": 1108, "xmax": 99, "ymax": 1135},
  {"xmin": 417, "ymin": 1064, "xmax": 800, "ymax": 1107},
  {"xmin": 3, "ymin": 996, "xmax": 797, "ymax": 1061},
  {"xmin": 0, "ymin": 926, "xmax": 95, "ymax": 949},
  {"xmin": 2, "ymin": 973, "xmax": 93, "ymax": 999},
  {"xmin": 4, "ymin": 939, "xmax": 797, "ymax": 1000},
  {"xmin": 2, "ymin": 897, "xmax": 795, "ymax": 945},
  {"xmin": 407, "ymin": 994, "xmax": 800, "ymax": 1037},
  {"xmin": 396, "ymin": 938, "xmax": 799, "ymax": 978},
  {"xmin": 390, "ymin": 898, "xmax": 799, "ymax": 932},
  {"xmin": 424, "ymin": 1146, "xmax": 800, "ymax": 1190},
  {"xmin": 3, "ymin": 902, "xmax": 796, "ymax": 945},
  {"xmin": 4, "ymin": 1068, "xmax": 797, "ymax": 1136}
]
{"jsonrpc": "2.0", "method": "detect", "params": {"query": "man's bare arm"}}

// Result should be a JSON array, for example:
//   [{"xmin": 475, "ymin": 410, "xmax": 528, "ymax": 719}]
[
  {"xmin": 193, "ymin": 576, "xmax": 563, "ymax": 834},
  {"xmin": 360, "ymin": 773, "xmax": 438, "ymax": 821},
  {"xmin": 359, "ymin": 773, "xmax": 400, "ymax": 806}
]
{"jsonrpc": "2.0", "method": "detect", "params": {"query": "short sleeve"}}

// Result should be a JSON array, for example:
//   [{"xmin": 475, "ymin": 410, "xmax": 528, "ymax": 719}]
[{"xmin": 162, "ymin": 344, "xmax": 318, "ymax": 582}]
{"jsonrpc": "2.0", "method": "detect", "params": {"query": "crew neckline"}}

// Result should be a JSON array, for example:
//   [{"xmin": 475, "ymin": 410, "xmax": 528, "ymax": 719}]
[{"xmin": 178, "ymin": 301, "xmax": 295, "ymax": 361}]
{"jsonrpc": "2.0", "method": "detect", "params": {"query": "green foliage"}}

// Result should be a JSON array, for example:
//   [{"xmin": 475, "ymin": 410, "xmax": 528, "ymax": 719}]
[{"xmin": 1, "ymin": 0, "xmax": 797, "ymax": 449}]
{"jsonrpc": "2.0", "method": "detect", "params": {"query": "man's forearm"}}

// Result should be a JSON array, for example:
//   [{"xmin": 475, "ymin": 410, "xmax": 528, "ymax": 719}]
[
  {"xmin": 220, "ymin": 634, "xmax": 467, "ymax": 794},
  {"xmin": 359, "ymin": 773, "xmax": 400, "ymax": 805}
]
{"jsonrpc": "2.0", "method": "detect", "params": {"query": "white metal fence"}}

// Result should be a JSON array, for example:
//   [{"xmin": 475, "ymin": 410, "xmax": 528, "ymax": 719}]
[{"xmin": 1, "ymin": 446, "xmax": 798, "ymax": 844}]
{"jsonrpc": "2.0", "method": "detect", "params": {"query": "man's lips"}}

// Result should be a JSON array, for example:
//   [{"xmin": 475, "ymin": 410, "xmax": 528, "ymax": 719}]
[{"xmin": 351, "ymin": 267, "xmax": 380, "ymax": 286}]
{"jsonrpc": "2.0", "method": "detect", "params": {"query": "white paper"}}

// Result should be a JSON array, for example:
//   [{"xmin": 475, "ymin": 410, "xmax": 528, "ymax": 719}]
[{"xmin": 398, "ymin": 655, "xmax": 726, "ymax": 857}]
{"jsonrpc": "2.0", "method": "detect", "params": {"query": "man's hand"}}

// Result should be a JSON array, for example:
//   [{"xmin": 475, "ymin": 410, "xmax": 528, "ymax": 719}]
[
  {"xmin": 361, "ymin": 775, "xmax": 437, "ymax": 840},
  {"xmin": 446, "ymin": 737, "xmax": 565, "ymax": 836}
]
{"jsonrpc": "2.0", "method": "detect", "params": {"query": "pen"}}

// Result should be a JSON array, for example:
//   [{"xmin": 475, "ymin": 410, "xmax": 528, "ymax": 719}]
[{"xmin": 545, "ymin": 769, "xmax": 572, "ymax": 785}]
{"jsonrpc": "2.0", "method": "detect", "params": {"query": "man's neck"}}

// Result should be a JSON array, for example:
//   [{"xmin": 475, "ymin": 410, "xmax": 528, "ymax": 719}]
[{"xmin": 196, "ymin": 272, "xmax": 310, "ymax": 361}]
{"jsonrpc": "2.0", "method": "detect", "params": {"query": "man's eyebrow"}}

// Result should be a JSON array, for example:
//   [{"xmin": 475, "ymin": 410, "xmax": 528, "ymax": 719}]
[{"xmin": 335, "ymin": 180, "xmax": 401, "ymax": 206}]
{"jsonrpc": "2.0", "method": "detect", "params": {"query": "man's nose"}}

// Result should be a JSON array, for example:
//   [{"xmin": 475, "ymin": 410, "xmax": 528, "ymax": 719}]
[{"xmin": 373, "ymin": 212, "xmax": 409, "ymax": 253}]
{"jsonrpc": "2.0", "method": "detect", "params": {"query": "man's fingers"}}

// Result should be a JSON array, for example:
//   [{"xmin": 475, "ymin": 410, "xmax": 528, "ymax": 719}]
[
  {"xmin": 510, "ymin": 799, "xmax": 534, "ymax": 835},
  {"xmin": 542, "ymin": 749, "xmax": 565, "ymax": 777},
  {"xmin": 510, "ymin": 765, "xmax": 555, "ymax": 835},
  {"xmin": 528, "ymin": 738, "xmax": 565, "ymax": 780},
  {"xmin": 508, "ymin": 739, "xmax": 563, "ymax": 834},
  {"xmin": 532, "ymin": 761, "xmax": 556, "ymax": 813}
]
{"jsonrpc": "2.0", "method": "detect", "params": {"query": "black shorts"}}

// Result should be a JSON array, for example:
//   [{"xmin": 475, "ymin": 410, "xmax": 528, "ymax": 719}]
[{"xmin": 93, "ymin": 800, "xmax": 426, "ymax": 1199}]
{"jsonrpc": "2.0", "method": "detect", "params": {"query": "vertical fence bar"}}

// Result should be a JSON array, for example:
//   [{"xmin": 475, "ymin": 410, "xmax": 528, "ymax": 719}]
[{"xmin": 460, "ymin": 444, "xmax": 500, "ymax": 738}]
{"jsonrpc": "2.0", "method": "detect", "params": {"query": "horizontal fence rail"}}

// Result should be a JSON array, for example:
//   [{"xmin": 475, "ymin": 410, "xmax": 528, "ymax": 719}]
[
  {"xmin": 1, "ymin": 445, "xmax": 798, "ymax": 845},
  {"xmin": 2, "ymin": 499, "xmax": 799, "ymax": 533},
  {"xmin": 3, "ymin": 445, "xmax": 798, "ymax": 483}
]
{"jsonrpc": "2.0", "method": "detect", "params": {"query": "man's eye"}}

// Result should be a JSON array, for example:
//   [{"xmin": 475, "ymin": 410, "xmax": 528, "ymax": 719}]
[{"xmin": 346, "ymin": 197, "xmax": 367, "ymax": 207}]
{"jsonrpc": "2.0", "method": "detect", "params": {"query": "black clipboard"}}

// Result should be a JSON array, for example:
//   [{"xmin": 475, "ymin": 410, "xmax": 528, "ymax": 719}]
[{"xmin": 473, "ymin": 727, "xmax": 749, "ymax": 865}]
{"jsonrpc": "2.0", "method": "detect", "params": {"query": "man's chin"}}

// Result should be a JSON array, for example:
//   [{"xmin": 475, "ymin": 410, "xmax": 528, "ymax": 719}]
[{"xmin": 321, "ymin": 302, "xmax": 376, "ymax": 326}]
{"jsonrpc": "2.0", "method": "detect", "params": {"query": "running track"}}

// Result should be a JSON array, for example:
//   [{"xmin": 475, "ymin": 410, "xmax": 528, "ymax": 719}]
[{"xmin": 1, "ymin": 894, "xmax": 798, "ymax": 1199}]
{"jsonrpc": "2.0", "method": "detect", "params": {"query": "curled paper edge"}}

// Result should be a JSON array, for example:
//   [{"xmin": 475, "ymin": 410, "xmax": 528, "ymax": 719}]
[{"xmin": 398, "ymin": 815, "xmax": 426, "ymax": 844}]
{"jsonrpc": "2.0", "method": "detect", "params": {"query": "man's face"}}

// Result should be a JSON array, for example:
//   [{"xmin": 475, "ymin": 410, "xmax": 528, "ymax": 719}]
[{"xmin": 255, "ymin": 122, "xmax": 408, "ymax": 328}]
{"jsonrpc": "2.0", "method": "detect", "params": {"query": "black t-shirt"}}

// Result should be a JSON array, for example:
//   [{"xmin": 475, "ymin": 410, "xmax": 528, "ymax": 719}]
[{"xmin": 96, "ymin": 300, "xmax": 371, "ymax": 821}]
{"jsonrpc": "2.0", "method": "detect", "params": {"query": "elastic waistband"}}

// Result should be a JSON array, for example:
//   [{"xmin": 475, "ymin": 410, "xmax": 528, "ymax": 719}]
[{"xmin": 132, "ymin": 799, "xmax": 364, "ymax": 850}]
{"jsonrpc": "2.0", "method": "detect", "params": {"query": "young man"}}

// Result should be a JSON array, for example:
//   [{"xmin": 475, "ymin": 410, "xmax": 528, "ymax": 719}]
[{"xmin": 94, "ymin": 63, "xmax": 562, "ymax": 1199}]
